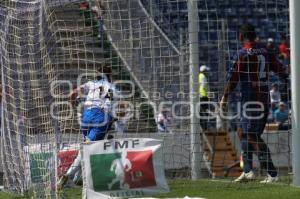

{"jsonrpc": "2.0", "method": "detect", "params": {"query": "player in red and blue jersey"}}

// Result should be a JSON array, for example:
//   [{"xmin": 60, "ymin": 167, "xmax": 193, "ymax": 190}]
[{"xmin": 220, "ymin": 24, "xmax": 289, "ymax": 183}]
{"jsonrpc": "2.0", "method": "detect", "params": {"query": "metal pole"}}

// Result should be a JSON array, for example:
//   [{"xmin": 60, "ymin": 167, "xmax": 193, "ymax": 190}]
[
  {"xmin": 179, "ymin": 28, "xmax": 185, "ymax": 130},
  {"xmin": 290, "ymin": 0, "xmax": 300, "ymax": 187},
  {"xmin": 188, "ymin": 0, "xmax": 202, "ymax": 180}
]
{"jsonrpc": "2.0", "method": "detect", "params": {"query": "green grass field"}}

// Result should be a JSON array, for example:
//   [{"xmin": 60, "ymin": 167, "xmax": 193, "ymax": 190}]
[{"xmin": 1, "ymin": 179, "xmax": 300, "ymax": 199}]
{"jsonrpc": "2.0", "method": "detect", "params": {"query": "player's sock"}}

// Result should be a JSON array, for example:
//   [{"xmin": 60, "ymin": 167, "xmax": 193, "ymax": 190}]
[
  {"xmin": 66, "ymin": 154, "xmax": 82, "ymax": 177},
  {"xmin": 241, "ymin": 136, "xmax": 254, "ymax": 173},
  {"xmin": 257, "ymin": 138, "xmax": 277, "ymax": 177}
]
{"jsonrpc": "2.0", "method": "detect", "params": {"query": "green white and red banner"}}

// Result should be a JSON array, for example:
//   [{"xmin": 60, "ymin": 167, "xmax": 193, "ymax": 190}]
[{"xmin": 81, "ymin": 138, "xmax": 169, "ymax": 199}]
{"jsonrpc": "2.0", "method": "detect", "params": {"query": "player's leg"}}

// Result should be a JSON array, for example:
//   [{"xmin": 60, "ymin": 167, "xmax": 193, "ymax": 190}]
[
  {"xmin": 86, "ymin": 108, "xmax": 112, "ymax": 141},
  {"xmin": 72, "ymin": 169, "xmax": 82, "ymax": 185},
  {"xmin": 86, "ymin": 126, "xmax": 106, "ymax": 141},
  {"xmin": 57, "ymin": 108, "xmax": 92, "ymax": 190},
  {"xmin": 256, "ymin": 136, "xmax": 278, "ymax": 180},
  {"xmin": 58, "ymin": 108, "xmax": 102, "ymax": 188},
  {"xmin": 66, "ymin": 153, "xmax": 82, "ymax": 177},
  {"xmin": 81, "ymin": 107, "xmax": 110, "ymax": 141},
  {"xmin": 81, "ymin": 108, "xmax": 95, "ymax": 137},
  {"xmin": 257, "ymin": 107, "xmax": 278, "ymax": 181},
  {"xmin": 58, "ymin": 108, "xmax": 112, "ymax": 189},
  {"xmin": 57, "ymin": 153, "xmax": 82, "ymax": 190},
  {"xmin": 242, "ymin": 115, "xmax": 265, "ymax": 176},
  {"xmin": 249, "ymin": 108, "xmax": 278, "ymax": 183},
  {"xmin": 248, "ymin": 134, "xmax": 278, "ymax": 183},
  {"xmin": 86, "ymin": 109, "xmax": 110, "ymax": 141},
  {"xmin": 234, "ymin": 118, "xmax": 256, "ymax": 182},
  {"xmin": 240, "ymin": 133, "xmax": 254, "ymax": 173},
  {"xmin": 240, "ymin": 103, "xmax": 268, "ymax": 174}
]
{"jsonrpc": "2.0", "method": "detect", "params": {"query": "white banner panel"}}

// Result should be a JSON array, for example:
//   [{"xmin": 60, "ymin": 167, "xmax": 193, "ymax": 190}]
[{"xmin": 81, "ymin": 138, "xmax": 169, "ymax": 199}]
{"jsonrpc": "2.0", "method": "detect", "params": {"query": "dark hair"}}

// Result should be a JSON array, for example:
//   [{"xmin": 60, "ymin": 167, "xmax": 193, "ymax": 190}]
[
  {"xmin": 240, "ymin": 24, "xmax": 257, "ymax": 41},
  {"xmin": 98, "ymin": 65, "xmax": 111, "ymax": 74},
  {"xmin": 96, "ymin": 74, "xmax": 103, "ymax": 81},
  {"xmin": 97, "ymin": 64, "xmax": 112, "ymax": 82},
  {"xmin": 105, "ymin": 89, "xmax": 113, "ymax": 100}
]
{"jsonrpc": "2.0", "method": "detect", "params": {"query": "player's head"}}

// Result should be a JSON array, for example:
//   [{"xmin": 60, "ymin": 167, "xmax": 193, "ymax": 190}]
[
  {"xmin": 96, "ymin": 73, "xmax": 107, "ymax": 81},
  {"xmin": 105, "ymin": 89, "xmax": 114, "ymax": 100},
  {"xmin": 239, "ymin": 24, "xmax": 257, "ymax": 42},
  {"xmin": 98, "ymin": 85, "xmax": 104, "ymax": 95},
  {"xmin": 97, "ymin": 64, "xmax": 112, "ymax": 82}
]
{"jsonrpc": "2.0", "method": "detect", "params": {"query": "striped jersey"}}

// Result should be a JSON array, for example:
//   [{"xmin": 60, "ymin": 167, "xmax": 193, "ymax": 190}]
[{"xmin": 223, "ymin": 42, "xmax": 288, "ymax": 105}]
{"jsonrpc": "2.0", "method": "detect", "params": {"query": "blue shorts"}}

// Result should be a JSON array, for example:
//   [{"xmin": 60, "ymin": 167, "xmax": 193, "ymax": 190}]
[
  {"xmin": 239, "ymin": 104, "xmax": 268, "ymax": 135},
  {"xmin": 81, "ymin": 107, "xmax": 113, "ymax": 141}
]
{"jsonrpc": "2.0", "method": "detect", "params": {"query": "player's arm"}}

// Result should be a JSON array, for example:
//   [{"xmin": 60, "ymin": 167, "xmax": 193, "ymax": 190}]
[
  {"xmin": 69, "ymin": 84, "xmax": 87, "ymax": 106},
  {"xmin": 69, "ymin": 88, "xmax": 78, "ymax": 106},
  {"xmin": 269, "ymin": 54, "xmax": 290, "ymax": 95},
  {"xmin": 220, "ymin": 55, "xmax": 242, "ymax": 109},
  {"xmin": 269, "ymin": 53, "xmax": 289, "ymax": 80}
]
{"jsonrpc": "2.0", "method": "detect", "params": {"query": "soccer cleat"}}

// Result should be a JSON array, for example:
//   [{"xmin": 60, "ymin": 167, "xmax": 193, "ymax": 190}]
[
  {"xmin": 57, "ymin": 175, "xmax": 69, "ymax": 190},
  {"xmin": 260, "ymin": 174, "xmax": 279, "ymax": 184},
  {"xmin": 234, "ymin": 171, "xmax": 255, "ymax": 182}
]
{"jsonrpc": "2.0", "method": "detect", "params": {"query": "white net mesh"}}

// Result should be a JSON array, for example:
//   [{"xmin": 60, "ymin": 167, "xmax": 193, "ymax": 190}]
[{"xmin": 0, "ymin": 0, "xmax": 292, "ymax": 198}]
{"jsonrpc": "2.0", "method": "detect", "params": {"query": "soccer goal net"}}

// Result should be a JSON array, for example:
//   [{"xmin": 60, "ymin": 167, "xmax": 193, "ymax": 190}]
[{"xmin": 0, "ymin": 0, "xmax": 292, "ymax": 198}]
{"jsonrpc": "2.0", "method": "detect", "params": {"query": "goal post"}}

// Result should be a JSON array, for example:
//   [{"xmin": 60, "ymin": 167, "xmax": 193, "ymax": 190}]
[
  {"xmin": 289, "ymin": 0, "xmax": 300, "ymax": 187},
  {"xmin": 0, "ymin": 0, "xmax": 297, "ymax": 197},
  {"xmin": 188, "ymin": 0, "xmax": 202, "ymax": 180}
]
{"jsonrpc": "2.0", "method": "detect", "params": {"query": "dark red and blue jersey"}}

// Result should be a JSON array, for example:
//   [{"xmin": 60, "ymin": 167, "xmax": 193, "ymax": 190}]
[{"xmin": 223, "ymin": 42, "xmax": 288, "ymax": 105}]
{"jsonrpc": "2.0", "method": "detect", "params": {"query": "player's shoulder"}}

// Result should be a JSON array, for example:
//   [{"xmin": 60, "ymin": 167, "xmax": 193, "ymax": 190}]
[
  {"xmin": 84, "ymin": 80, "xmax": 94, "ymax": 87},
  {"xmin": 231, "ymin": 49, "xmax": 246, "ymax": 63},
  {"xmin": 235, "ymin": 47, "xmax": 248, "ymax": 58},
  {"xmin": 85, "ymin": 80, "xmax": 103, "ymax": 89},
  {"xmin": 252, "ymin": 42, "xmax": 268, "ymax": 54},
  {"xmin": 240, "ymin": 46, "xmax": 268, "ymax": 59},
  {"xmin": 254, "ymin": 42, "xmax": 267, "ymax": 48},
  {"xmin": 105, "ymin": 81, "xmax": 117, "ymax": 90}
]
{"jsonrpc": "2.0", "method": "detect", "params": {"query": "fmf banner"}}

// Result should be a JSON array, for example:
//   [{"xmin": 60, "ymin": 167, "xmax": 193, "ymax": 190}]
[{"xmin": 81, "ymin": 138, "xmax": 169, "ymax": 199}]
